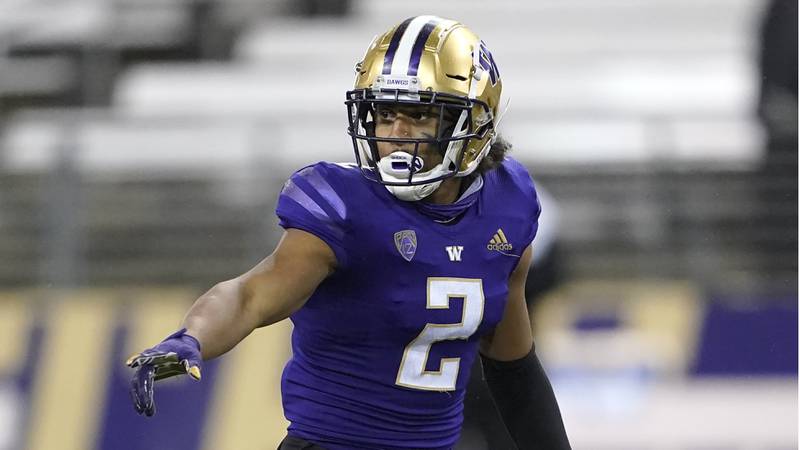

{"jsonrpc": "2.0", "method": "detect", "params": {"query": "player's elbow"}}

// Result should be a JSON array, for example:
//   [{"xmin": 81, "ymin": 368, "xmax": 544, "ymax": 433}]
[
  {"xmin": 240, "ymin": 268, "xmax": 309, "ymax": 328},
  {"xmin": 479, "ymin": 331, "xmax": 533, "ymax": 362},
  {"xmin": 240, "ymin": 274, "xmax": 275, "ymax": 328}
]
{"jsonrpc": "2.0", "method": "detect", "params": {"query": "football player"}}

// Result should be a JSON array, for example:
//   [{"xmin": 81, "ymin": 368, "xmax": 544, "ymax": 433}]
[{"xmin": 128, "ymin": 15, "xmax": 570, "ymax": 450}]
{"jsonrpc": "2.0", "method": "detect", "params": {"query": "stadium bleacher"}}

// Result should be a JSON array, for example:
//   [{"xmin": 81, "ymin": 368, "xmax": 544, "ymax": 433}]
[{"xmin": 0, "ymin": 0, "xmax": 793, "ymax": 290}]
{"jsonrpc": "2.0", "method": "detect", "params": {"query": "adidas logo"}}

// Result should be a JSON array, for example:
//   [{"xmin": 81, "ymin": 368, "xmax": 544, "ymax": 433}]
[{"xmin": 487, "ymin": 228, "xmax": 513, "ymax": 252}]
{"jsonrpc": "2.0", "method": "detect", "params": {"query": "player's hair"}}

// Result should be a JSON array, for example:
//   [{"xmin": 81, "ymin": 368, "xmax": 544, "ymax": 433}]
[{"xmin": 476, "ymin": 134, "xmax": 511, "ymax": 174}]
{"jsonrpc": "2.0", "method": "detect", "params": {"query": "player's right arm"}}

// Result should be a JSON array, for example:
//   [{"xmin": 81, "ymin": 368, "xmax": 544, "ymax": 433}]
[
  {"xmin": 127, "ymin": 227, "xmax": 335, "ymax": 416},
  {"xmin": 183, "ymin": 228, "xmax": 336, "ymax": 359}
]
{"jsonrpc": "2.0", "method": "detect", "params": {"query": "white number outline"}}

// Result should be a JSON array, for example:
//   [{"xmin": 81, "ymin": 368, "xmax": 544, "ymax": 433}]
[{"xmin": 395, "ymin": 277, "xmax": 485, "ymax": 391}]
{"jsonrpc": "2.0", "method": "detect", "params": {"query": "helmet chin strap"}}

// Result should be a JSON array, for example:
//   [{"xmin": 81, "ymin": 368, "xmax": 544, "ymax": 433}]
[{"xmin": 377, "ymin": 151, "xmax": 445, "ymax": 201}]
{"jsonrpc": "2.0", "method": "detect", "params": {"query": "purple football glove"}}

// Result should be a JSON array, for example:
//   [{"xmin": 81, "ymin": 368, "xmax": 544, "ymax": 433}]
[{"xmin": 126, "ymin": 328, "xmax": 202, "ymax": 417}]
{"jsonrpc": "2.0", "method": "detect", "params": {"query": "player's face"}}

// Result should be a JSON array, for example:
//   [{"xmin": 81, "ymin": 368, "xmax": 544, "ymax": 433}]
[{"xmin": 374, "ymin": 104, "xmax": 443, "ymax": 171}]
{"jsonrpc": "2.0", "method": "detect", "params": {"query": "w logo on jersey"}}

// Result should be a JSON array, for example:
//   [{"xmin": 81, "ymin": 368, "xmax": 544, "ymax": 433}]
[
  {"xmin": 445, "ymin": 246, "xmax": 464, "ymax": 262},
  {"xmin": 477, "ymin": 41, "xmax": 500, "ymax": 86}
]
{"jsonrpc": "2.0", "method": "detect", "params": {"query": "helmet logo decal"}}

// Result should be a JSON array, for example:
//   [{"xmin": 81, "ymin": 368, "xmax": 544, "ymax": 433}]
[
  {"xmin": 477, "ymin": 41, "xmax": 500, "ymax": 86},
  {"xmin": 394, "ymin": 230, "xmax": 418, "ymax": 262}
]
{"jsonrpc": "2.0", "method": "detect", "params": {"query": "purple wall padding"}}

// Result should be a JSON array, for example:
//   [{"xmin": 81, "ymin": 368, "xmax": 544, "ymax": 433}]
[{"xmin": 691, "ymin": 297, "xmax": 798, "ymax": 376}]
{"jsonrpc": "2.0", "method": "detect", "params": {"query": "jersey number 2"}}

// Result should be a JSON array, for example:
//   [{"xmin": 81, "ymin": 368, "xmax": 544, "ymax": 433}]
[{"xmin": 395, "ymin": 278, "xmax": 485, "ymax": 391}]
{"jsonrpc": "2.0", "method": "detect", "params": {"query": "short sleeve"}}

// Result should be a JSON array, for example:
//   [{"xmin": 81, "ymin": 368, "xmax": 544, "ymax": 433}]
[
  {"xmin": 276, "ymin": 164, "xmax": 350, "ymax": 267},
  {"xmin": 523, "ymin": 185, "xmax": 542, "ymax": 249},
  {"xmin": 501, "ymin": 157, "xmax": 541, "ymax": 250}
]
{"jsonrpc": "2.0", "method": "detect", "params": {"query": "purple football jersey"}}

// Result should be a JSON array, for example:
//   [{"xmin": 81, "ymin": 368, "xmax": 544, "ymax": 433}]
[{"xmin": 275, "ymin": 158, "xmax": 541, "ymax": 449}]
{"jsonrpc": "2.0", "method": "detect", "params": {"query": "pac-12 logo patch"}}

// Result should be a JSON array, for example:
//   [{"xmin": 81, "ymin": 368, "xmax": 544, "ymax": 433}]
[{"xmin": 394, "ymin": 229, "xmax": 418, "ymax": 262}]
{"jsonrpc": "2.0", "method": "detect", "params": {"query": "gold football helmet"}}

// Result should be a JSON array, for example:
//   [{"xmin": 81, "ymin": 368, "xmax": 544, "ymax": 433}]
[{"xmin": 346, "ymin": 16, "xmax": 503, "ymax": 201}]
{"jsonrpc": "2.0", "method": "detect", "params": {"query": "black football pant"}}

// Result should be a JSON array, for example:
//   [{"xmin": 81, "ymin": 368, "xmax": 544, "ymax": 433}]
[{"xmin": 277, "ymin": 435, "xmax": 327, "ymax": 450}]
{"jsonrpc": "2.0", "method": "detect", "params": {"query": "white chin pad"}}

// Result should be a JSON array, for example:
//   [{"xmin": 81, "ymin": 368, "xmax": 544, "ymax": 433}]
[
  {"xmin": 378, "ymin": 152, "xmax": 424, "ymax": 178},
  {"xmin": 386, "ymin": 182, "xmax": 441, "ymax": 201}
]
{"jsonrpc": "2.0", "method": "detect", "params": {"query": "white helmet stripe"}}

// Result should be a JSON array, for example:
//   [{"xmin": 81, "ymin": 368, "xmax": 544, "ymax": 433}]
[{"xmin": 390, "ymin": 15, "xmax": 440, "ymax": 76}]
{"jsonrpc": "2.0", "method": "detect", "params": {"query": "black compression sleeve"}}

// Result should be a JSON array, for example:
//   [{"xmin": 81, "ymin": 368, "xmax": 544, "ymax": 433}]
[{"xmin": 481, "ymin": 349, "xmax": 571, "ymax": 450}]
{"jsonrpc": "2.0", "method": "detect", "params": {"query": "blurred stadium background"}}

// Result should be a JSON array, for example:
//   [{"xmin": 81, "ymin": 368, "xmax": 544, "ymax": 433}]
[{"xmin": 0, "ymin": 0, "xmax": 796, "ymax": 449}]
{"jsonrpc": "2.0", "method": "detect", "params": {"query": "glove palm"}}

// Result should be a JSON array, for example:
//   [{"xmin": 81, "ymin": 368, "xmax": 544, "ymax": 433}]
[{"xmin": 126, "ymin": 328, "xmax": 202, "ymax": 416}]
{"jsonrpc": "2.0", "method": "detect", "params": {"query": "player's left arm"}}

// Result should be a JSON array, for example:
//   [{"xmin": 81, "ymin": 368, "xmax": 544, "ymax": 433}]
[{"xmin": 479, "ymin": 245, "xmax": 571, "ymax": 450}]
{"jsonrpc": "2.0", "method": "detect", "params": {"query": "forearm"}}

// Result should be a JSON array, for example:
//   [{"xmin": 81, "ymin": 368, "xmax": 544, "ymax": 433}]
[
  {"xmin": 180, "ymin": 230, "xmax": 333, "ymax": 361},
  {"xmin": 183, "ymin": 257, "xmax": 319, "ymax": 360},
  {"xmin": 482, "ymin": 349, "xmax": 571, "ymax": 450},
  {"xmin": 182, "ymin": 278, "xmax": 262, "ymax": 360}
]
